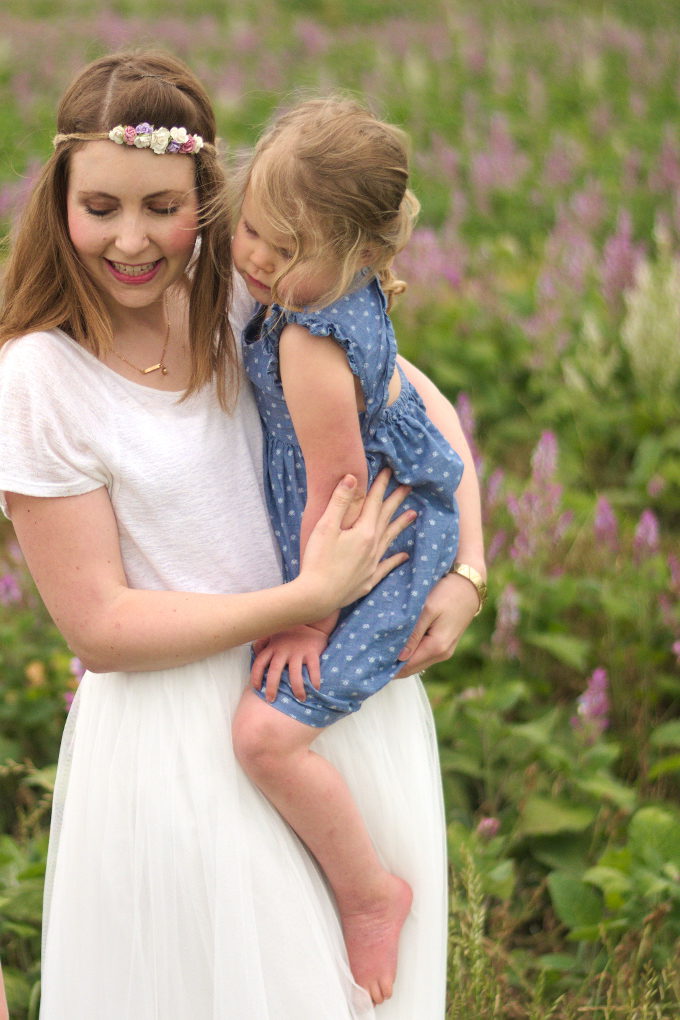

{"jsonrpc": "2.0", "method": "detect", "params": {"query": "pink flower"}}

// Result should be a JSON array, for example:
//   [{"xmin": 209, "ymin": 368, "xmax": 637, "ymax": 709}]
[
  {"xmin": 0, "ymin": 573, "xmax": 21, "ymax": 605},
  {"xmin": 633, "ymin": 509, "xmax": 660, "ymax": 562},
  {"xmin": 594, "ymin": 496, "xmax": 618, "ymax": 550},
  {"xmin": 476, "ymin": 816, "xmax": 501, "ymax": 839},
  {"xmin": 571, "ymin": 668, "xmax": 610, "ymax": 743},
  {"xmin": 491, "ymin": 584, "xmax": 521, "ymax": 659},
  {"xmin": 123, "ymin": 125, "xmax": 137, "ymax": 145}
]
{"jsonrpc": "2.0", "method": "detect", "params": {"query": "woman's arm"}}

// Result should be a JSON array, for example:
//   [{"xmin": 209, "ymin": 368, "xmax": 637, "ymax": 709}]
[
  {"xmin": 395, "ymin": 355, "xmax": 486, "ymax": 675},
  {"xmin": 7, "ymin": 471, "xmax": 412, "ymax": 674}
]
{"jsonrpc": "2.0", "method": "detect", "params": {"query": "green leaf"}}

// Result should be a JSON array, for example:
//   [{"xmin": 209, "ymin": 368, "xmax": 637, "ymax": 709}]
[
  {"xmin": 650, "ymin": 720, "xmax": 680, "ymax": 748},
  {"xmin": 629, "ymin": 806, "xmax": 680, "ymax": 870},
  {"xmin": 510, "ymin": 707, "xmax": 561, "ymax": 747},
  {"xmin": 538, "ymin": 953, "xmax": 586, "ymax": 974},
  {"xmin": 531, "ymin": 832, "xmax": 595, "ymax": 875},
  {"xmin": 648, "ymin": 754, "xmax": 680, "ymax": 780},
  {"xmin": 548, "ymin": 871, "xmax": 603, "ymax": 929},
  {"xmin": 518, "ymin": 796, "xmax": 596, "ymax": 837},
  {"xmin": 523, "ymin": 632, "xmax": 591, "ymax": 671},
  {"xmin": 484, "ymin": 859, "xmax": 516, "ymax": 900},
  {"xmin": 575, "ymin": 775, "xmax": 636, "ymax": 812},
  {"xmin": 583, "ymin": 865, "xmax": 632, "ymax": 910}
]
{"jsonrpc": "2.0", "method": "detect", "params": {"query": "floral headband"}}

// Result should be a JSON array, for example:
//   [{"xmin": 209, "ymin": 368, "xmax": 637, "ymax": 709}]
[{"xmin": 53, "ymin": 123, "xmax": 212, "ymax": 156}]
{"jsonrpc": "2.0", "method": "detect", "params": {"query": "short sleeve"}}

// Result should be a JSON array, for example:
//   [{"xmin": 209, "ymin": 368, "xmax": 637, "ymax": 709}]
[
  {"xmin": 267, "ymin": 305, "xmax": 363, "ymax": 380},
  {"xmin": 0, "ymin": 333, "xmax": 111, "ymax": 518}
]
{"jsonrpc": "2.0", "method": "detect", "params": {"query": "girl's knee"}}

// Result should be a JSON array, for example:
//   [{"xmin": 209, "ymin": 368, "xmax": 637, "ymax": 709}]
[{"xmin": 232, "ymin": 696, "xmax": 285, "ymax": 776}]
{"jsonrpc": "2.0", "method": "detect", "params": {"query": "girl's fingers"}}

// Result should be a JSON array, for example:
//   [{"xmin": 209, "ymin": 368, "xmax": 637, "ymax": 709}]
[
  {"xmin": 306, "ymin": 655, "xmax": 321, "ymax": 691},
  {"xmin": 288, "ymin": 662, "xmax": 307, "ymax": 700},
  {"xmin": 251, "ymin": 646, "xmax": 275, "ymax": 690}
]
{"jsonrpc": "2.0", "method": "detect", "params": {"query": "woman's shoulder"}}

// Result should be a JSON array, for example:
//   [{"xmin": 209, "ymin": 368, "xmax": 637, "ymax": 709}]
[
  {"xmin": 1, "ymin": 327, "xmax": 84, "ymax": 368},
  {"xmin": 0, "ymin": 329, "xmax": 107, "ymax": 408}
]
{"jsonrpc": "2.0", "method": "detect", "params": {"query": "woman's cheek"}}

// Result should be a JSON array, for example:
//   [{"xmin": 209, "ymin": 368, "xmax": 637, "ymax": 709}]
[{"xmin": 167, "ymin": 214, "xmax": 199, "ymax": 257}]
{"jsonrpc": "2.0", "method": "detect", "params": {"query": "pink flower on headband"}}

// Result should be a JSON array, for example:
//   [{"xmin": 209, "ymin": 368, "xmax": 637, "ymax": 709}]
[{"xmin": 123, "ymin": 125, "xmax": 137, "ymax": 144}]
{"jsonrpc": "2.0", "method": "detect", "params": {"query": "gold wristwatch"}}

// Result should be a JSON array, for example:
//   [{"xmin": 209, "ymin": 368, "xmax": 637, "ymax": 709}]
[{"xmin": 449, "ymin": 562, "xmax": 487, "ymax": 616}]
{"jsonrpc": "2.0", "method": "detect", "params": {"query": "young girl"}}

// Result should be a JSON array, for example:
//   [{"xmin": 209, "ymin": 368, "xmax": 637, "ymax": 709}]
[{"xmin": 231, "ymin": 98, "xmax": 487, "ymax": 1005}]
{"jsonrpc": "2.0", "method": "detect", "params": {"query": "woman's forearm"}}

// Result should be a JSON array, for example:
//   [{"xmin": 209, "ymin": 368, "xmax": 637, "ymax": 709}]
[{"xmin": 397, "ymin": 355, "xmax": 485, "ymax": 576}]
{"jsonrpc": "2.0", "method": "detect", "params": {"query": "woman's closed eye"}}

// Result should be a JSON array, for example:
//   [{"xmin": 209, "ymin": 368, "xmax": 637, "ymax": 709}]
[{"xmin": 84, "ymin": 204, "xmax": 181, "ymax": 218}]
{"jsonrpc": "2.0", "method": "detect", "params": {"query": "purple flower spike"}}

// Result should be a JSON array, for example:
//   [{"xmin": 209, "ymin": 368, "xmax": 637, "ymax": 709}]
[
  {"xmin": 0, "ymin": 573, "xmax": 21, "ymax": 605},
  {"xmin": 633, "ymin": 509, "xmax": 660, "ymax": 562},
  {"xmin": 572, "ymin": 668, "xmax": 610, "ymax": 743},
  {"xmin": 594, "ymin": 496, "xmax": 618, "ymax": 550}
]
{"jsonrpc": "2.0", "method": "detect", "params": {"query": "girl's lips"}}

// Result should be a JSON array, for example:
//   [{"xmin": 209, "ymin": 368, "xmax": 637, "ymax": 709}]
[
  {"xmin": 106, "ymin": 258, "xmax": 163, "ymax": 284},
  {"xmin": 245, "ymin": 272, "xmax": 270, "ymax": 293}
]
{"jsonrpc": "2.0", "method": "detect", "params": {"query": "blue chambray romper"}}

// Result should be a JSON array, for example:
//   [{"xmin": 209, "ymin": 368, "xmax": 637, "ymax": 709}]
[{"xmin": 242, "ymin": 277, "xmax": 464, "ymax": 727}]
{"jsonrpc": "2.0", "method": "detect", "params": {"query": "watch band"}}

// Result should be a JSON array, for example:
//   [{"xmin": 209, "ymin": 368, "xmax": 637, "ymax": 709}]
[{"xmin": 450, "ymin": 562, "xmax": 487, "ymax": 616}]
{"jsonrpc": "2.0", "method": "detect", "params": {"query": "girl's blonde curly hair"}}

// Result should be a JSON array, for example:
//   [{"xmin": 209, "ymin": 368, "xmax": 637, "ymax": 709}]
[{"xmin": 236, "ymin": 95, "xmax": 420, "ymax": 311}]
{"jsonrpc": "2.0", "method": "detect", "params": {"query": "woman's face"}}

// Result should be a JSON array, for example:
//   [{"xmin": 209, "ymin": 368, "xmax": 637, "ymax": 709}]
[{"xmin": 66, "ymin": 141, "xmax": 199, "ymax": 318}]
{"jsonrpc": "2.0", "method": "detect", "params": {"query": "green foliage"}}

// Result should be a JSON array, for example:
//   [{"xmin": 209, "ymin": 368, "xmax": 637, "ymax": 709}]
[{"xmin": 1, "ymin": 0, "xmax": 680, "ymax": 1016}]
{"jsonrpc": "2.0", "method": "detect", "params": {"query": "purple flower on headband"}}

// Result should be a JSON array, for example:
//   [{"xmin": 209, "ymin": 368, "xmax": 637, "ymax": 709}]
[
  {"xmin": 123, "ymin": 125, "xmax": 137, "ymax": 145},
  {"xmin": 167, "ymin": 141, "xmax": 182, "ymax": 153},
  {"xmin": 136, "ymin": 123, "xmax": 153, "ymax": 135}
]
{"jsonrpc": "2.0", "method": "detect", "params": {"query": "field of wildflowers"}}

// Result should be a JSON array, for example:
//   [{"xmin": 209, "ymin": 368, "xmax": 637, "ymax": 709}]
[{"xmin": 1, "ymin": 0, "xmax": 680, "ymax": 1016}]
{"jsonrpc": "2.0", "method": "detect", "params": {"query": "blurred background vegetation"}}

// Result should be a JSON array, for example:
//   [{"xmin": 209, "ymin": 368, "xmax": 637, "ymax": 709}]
[{"xmin": 1, "ymin": 1, "xmax": 679, "ymax": 1016}]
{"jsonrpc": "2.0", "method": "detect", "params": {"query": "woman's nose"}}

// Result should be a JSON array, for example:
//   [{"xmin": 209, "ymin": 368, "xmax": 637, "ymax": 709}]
[{"xmin": 115, "ymin": 214, "xmax": 149, "ymax": 256}]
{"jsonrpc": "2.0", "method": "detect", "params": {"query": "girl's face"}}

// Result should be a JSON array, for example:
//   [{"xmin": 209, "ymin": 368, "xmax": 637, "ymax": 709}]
[
  {"xmin": 232, "ymin": 188, "xmax": 338, "ymax": 308},
  {"xmin": 66, "ymin": 141, "xmax": 199, "ymax": 319}
]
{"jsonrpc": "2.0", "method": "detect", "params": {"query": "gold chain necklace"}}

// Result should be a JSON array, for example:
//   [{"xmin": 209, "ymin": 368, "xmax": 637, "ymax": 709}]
[{"xmin": 112, "ymin": 300, "xmax": 171, "ymax": 376}]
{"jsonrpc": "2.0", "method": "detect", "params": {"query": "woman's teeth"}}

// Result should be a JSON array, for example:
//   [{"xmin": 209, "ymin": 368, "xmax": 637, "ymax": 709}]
[{"xmin": 111, "ymin": 261, "xmax": 157, "ymax": 276}]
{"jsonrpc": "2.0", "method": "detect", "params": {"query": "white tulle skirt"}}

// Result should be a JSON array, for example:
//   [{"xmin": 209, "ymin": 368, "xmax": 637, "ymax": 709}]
[{"xmin": 39, "ymin": 647, "xmax": 447, "ymax": 1019}]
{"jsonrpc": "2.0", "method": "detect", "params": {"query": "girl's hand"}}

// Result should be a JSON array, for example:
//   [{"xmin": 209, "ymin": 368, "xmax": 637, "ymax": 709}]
[
  {"xmin": 251, "ymin": 624, "xmax": 328, "ymax": 701},
  {"xmin": 394, "ymin": 571, "xmax": 481, "ymax": 676},
  {"xmin": 298, "ymin": 469, "xmax": 415, "ymax": 616}
]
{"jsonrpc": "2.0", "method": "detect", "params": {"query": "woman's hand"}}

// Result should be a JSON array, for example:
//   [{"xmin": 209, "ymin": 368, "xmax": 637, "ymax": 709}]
[
  {"xmin": 298, "ymin": 469, "xmax": 415, "ymax": 616},
  {"xmin": 394, "ymin": 571, "xmax": 481, "ymax": 676}
]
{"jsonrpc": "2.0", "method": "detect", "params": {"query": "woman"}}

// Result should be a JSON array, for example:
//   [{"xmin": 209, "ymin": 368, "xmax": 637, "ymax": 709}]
[{"xmin": 0, "ymin": 51, "xmax": 485, "ymax": 1019}]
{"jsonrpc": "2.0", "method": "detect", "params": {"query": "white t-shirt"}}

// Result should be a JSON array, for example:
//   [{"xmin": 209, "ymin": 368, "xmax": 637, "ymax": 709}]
[{"xmin": 0, "ymin": 293, "xmax": 282, "ymax": 597}]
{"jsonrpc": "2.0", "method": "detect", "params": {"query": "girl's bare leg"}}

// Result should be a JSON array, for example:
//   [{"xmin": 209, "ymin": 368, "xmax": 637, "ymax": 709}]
[{"xmin": 233, "ymin": 689, "xmax": 412, "ymax": 1005}]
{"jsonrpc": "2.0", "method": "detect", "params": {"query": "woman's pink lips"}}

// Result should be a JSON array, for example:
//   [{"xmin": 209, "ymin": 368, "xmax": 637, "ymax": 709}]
[{"xmin": 105, "ymin": 258, "xmax": 163, "ymax": 284}]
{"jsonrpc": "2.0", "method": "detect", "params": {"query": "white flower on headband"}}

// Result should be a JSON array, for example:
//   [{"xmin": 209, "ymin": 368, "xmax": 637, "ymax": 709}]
[
  {"xmin": 107, "ymin": 123, "xmax": 205, "ymax": 154},
  {"xmin": 150, "ymin": 127, "xmax": 171, "ymax": 154}
]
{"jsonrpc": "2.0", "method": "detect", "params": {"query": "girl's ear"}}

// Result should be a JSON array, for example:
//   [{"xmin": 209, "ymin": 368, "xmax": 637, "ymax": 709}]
[{"xmin": 359, "ymin": 246, "xmax": 377, "ymax": 268}]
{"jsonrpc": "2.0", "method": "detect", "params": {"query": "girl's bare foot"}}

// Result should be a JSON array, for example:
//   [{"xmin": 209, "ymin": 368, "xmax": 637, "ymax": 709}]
[{"xmin": 339, "ymin": 874, "xmax": 413, "ymax": 1005}]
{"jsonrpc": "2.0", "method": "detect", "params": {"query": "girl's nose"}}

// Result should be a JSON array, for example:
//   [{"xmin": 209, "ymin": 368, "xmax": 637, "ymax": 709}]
[{"xmin": 251, "ymin": 241, "xmax": 275, "ymax": 273}]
